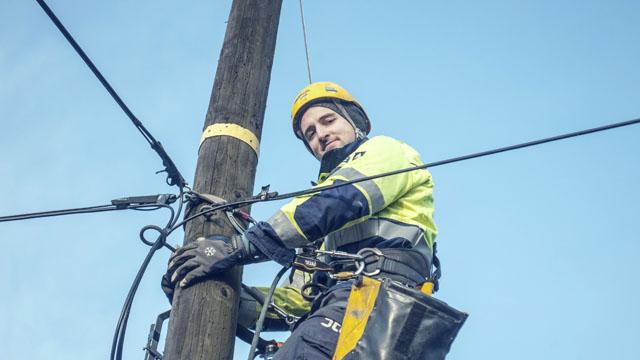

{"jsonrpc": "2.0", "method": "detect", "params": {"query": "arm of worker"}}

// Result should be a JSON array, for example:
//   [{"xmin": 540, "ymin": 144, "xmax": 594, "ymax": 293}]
[
  {"xmin": 161, "ymin": 136, "xmax": 430, "ymax": 295},
  {"xmin": 248, "ymin": 136, "xmax": 433, "ymax": 253}
]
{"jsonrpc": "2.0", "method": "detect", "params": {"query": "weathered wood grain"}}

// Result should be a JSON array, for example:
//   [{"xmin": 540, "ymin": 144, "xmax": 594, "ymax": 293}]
[{"xmin": 163, "ymin": 1, "xmax": 282, "ymax": 359}]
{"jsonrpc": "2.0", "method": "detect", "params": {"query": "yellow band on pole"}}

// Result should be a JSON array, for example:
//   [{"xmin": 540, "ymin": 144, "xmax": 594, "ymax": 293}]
[{"xmin": 200, "ymin": 123, "xmax": 260, "ymax": 156}]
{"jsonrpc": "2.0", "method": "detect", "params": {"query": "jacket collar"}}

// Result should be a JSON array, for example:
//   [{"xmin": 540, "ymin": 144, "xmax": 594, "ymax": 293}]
[{"xmin": 317, "ymin": 137, "xmax": 368, "ymax": 182}]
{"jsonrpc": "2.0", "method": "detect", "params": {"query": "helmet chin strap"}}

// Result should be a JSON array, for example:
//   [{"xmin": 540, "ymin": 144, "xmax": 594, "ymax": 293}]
[{"xmin": 332, "ymin": 100, "xmax": 365, "ymax": 140}]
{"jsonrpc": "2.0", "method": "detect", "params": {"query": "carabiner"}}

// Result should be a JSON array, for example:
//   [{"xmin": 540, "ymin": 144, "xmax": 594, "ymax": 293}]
[
  {"xmin": 328, "ymin": 259, "xmax": 365, "ymax": 280},
  {"xmin": 269, "ymin": 303, "xmax": 300, "ymax": 326},
  {"xmin": 357, "ymin": 247, "xmax": 385, "ymax": 276}
]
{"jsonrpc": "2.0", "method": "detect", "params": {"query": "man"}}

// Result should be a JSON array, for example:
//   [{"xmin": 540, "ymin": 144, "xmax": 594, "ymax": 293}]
[{"xmin": 164, "ymin": 82, "xmax": 438, "ymax": 359}]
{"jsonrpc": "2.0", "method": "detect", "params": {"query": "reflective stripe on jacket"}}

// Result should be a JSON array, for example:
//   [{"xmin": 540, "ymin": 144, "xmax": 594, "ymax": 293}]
[
  {"xmin": 255, "ymin": 136, "xmax": 437, "ymax": 323},
  {"xmin": 268, "ymin": 135, "xmax": 436, "ymax": 254}
]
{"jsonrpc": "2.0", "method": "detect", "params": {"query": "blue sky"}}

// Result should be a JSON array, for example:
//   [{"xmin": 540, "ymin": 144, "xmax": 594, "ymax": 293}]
[{"xmin": 1, "ymin": 0, "xmax": 639, "ymax": 359}]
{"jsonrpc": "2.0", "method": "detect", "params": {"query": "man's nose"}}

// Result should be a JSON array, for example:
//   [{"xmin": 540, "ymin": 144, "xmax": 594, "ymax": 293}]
[{"xmin": 317, "ymin": 128, "xmax": 330, "ymax": 142}]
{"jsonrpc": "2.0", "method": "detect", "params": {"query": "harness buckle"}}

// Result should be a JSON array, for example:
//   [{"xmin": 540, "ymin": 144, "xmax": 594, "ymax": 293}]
[
  {"xmin": 357, "ymin": 247, "xmax": 385, "ymax": 276},
  {"xmin": 292, "ymin": 254, "xmax": 334, "ymax": 273},
  {"xmin": 292, "ymin": 249, "xmax": 365, "ymax": 280}
]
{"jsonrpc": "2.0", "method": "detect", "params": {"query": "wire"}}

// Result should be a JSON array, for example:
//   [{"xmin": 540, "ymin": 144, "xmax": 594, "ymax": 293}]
[
  {"xmin": 299, "ymin": 0, "xmax": 313, "ymax": 84},
  {"xmin": 248, "ymin": 265, "xmax": 291, "ymax": 360},
  {"xmin": 34, "ymin": 0, "xmax": 187, "ymax": 188},
  {"xmin": 0, "ymin": 203, "xmax": 174, "ymax": 224},
  {"xmin": 172, "ymin": 116, "xmax": 640, "ymax": 229},
  {"xmin": 2, "ymin": 112, "xmax": 635, "ymax": 356},
  {"xmin": 0, "ymin": 204, "xmax": 117, "ymax": 223},
  {"xmin": 111, "ymin": 189, "xmax": 186, "ymax": 360},
  {"xmin": 0, "ymin": 196, "xmax": 182, "ymax": 358},
  {"xmin": 0, "ymin": 193, "xmax": 183, "ymax": 358},
  {"xmin": 19, "ymin": 3, "xmax": 640, "ymax": 353},
  {"xmin": 111, "ymin": 235, "xmax": 165, "ymax": 360},
  {"xmin": 273, "ymin": 115, "xmax": 640, "ymax": 200},
  {"xmin": 24, "ymin": 2, "xmax": 192, "ymax": 352}
]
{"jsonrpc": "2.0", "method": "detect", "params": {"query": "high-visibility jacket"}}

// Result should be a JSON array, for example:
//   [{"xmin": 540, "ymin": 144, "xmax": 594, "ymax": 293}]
[{"xmin": 246, "ymin": 135, "xmax": 437, "ymax": 323}]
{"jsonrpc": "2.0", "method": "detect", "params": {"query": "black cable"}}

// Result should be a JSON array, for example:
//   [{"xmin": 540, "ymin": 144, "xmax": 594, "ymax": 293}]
[
  {"xmin": 34, "ymin": 0, "xmax": 187, "ymax": 188},
  {"xmin": 111, "ymin": 189, "xmax": 186, "ymax": 360},
  {"xmin": 0, "ymin": 203, "xmax": 174, "ymax": 224},
  {"xmin": 171, "ymin": 116, "xmax": 640, "ymax": 230},
  {"xmin": 236, "ymin": 325, "xmax": 274, "ymax": 358},
  {"xmin": 111, "ymin": 232, "xmax": 166, "ymax": 360},
  {"xmin": 242, "ymin": 284, "xmax": 266, "ymax": 305},
  {"xmin": 0, "ymin": 195, "xmax": 181, "ymax": 359},
  {"xmin": 248, "ymin": 265, "xmax": 290, "ymax": 360},
  {"xmin": 168, "ymin": 200, "xmax": 249, "ymax": 234},
  {"xmin": 31, "ymin": 0, "xmax": 189, "ymax": 353},
  {"xmin": 0, "ymin": 204, "xmax": 118, "ymax": 223},
  {"xmin": 271, "ymin": 116, "xmax": 640, "ymax": 200},
  {"xmin": 30, "ymin": 2, "xmax": 190, "ymax": 355},
  {"xmin": 19, "ymin": 6, "xmax": 640, "ymax": 350}
]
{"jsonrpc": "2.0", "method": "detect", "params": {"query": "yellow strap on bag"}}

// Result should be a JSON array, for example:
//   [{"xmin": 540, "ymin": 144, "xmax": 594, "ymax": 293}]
[
  {"xmin": 420, "ymin": 281, "xmax": 434, "ymax": 296},
  {"xmin": 333, "ymin": 277, "xmax": 382, "ymax": 360}
]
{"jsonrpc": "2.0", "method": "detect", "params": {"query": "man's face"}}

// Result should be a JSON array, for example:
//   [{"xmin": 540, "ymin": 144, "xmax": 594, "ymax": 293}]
[{"xmin": 300, "ymin": 106, "xmax": 356, "ymax": 160}]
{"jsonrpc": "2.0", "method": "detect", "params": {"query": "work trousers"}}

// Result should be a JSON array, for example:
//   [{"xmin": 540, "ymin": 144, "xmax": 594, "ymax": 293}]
[{"xmin": 273, "ymin": 285, "xmax": 350, "ymax": 360}]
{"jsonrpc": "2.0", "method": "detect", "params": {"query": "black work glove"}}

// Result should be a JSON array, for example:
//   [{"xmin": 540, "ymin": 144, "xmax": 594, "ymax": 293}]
[
  {"xmin": 161, "ymin": 272, "xmax": 175, "ymax": 302},
  {"xmin": 166, "ymin": 235, "xmax": 243, "ymax": 289},
  {"xmin": 161, "ymin": 234, "xmax": 268, "ymax": 301}
]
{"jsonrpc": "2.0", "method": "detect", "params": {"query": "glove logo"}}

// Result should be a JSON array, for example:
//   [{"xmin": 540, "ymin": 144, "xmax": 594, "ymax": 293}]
[{"xmin": 204, "ymin": 247, "xmax": 217, "ymax": 257}]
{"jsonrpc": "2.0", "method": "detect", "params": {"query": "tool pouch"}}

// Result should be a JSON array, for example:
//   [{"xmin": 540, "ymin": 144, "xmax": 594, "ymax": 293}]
[{"xmin": 333, "ymin": 277, "xmax": 468, "ymax": 360}]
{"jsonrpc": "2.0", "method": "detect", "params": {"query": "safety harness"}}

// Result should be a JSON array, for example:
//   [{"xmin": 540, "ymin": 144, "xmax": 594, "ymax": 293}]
[
  {"xmin": 288, "ymin": 244, "xmax": 464, "ymax": 360},
  {"xmin": 292, "ymin": 244, "xmax": 441, "ymax": 301},
  {"xmin": 359, "ymin": 247, "xmax": 436, "ymax": 288}
]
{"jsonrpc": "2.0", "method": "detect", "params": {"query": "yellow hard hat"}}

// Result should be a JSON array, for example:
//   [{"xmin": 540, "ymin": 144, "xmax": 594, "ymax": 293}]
[{"xmin": 291, "ymin": 81, "xmax": 370, "ymax": 139}]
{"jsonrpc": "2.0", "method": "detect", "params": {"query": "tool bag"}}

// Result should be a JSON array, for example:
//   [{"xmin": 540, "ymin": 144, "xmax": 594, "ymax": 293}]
[{"xmin": 333, "ymin": 277, "xmax": 467, "ymax": 360}]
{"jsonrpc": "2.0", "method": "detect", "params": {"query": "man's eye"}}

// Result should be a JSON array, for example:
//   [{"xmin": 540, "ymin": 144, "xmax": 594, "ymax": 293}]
[{"xmin": 306, "ymin": 130, "xmax": 315, "ymax": 140}]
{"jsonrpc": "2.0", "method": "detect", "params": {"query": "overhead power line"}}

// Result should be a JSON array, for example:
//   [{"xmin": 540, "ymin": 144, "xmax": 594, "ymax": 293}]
[
  {"xmin": 7, "ymin": 115, "xmax": 636, "ymax": 228},
  {"xmin": 0, "ymin": 194, "xmax": 175, "ymax": 223},
  {"xmin": 171, "ymin": 115, "xmax": 640, "ymax": 230},
  {"xmin": 14, "ymin": 3, "xmax": 640, "ymax": 358},
  {"xmin": 33, "ymin": 0, "xmax": 640, "ymax": 223},
  {"xmin": 2, "ymin": 114, "xmax": 636, "ymax": 359},
  {"xmin": 35, "ymin": 0, "xmax": 187, "ymax": 188}
]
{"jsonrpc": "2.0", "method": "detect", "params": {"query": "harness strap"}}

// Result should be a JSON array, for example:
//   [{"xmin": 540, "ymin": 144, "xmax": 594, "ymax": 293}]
[
  {"xmin": 359, "ymin": 248, "xmax": 430, "ymax": 286},
  {"xmin": 431, "ymin": 242, "xmax": 442, "ymax": 292}
]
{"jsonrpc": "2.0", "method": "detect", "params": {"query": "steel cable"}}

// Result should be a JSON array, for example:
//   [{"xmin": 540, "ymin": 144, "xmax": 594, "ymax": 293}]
[
  {"xmin": 171, "ymin": 115, "xmax": 640, "ymax": 230},
  {"xmin": 34, "ymin": 0, "xmax": 186, "ymax": 188}
]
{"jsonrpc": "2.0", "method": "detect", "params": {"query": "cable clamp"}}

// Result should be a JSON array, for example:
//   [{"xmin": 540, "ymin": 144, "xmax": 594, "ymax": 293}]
[
  {"xmin": 200, "ymin": 123, "xmax": 260, "ymax": 157},
  {"xmin": 111, "ymin": 194, "xmax": 177, "ymax": 208}
]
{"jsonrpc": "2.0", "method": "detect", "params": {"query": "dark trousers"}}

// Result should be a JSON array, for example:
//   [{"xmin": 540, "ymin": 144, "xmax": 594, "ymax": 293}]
[{"xmin": 273, "ymin": 285, "xmax": 350, "ymax": 360}]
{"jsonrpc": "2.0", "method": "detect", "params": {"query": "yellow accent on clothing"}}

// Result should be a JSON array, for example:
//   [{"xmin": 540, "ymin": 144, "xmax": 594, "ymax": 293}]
[{"xmin": 333, "ymin": 277, "xmax": 382, "ymax": 360}]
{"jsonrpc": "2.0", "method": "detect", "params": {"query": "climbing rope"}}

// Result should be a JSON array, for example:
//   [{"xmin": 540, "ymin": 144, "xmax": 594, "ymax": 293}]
[{"xmin": 299, "ymin": 0, "xmax": 313, "ymax": 84}]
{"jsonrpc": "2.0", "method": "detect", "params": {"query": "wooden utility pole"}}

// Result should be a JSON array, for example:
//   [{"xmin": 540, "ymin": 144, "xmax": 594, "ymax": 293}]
[{"xmin": 163, "ymin": 0, "xmax": 283, "ymax": 359}]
